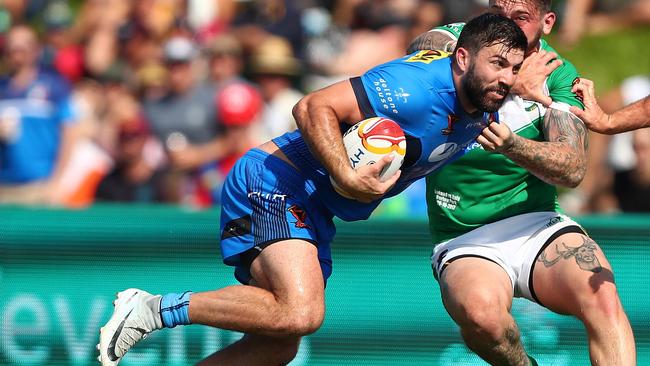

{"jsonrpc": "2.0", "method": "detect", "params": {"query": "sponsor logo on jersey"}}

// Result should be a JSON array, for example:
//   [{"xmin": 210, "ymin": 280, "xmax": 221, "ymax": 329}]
[
  {"xmin": 372, "ymin": 78, "xmax": 399, "ymax": 114},
  {"xmin": 442, "ymin": 114, "xmax": 458, "ymax": 135},
  {"xmin": 405, "ymin": 50, "xmax": 450, "ymax": 64},
  {"xmin": 428, "ymin": 142, "xmax": 459, "ymax": 162},
  {"xmin": 442, "ymin": 22, "xmax": 464, "ymax": 36},
  {"xmin": 572, "ymin": 77, "xmax": 584, "ymax": 103},
  {"xmin": 394, "ymin": 88, "xmax": 411, "ymax": 103},
  {"xmin": 524, "ymin": 103, "xmax": 538, "ymax": 112},
  {"xmin": 288, "ymin": 205, "xmax": 310, "ymax": 229}
]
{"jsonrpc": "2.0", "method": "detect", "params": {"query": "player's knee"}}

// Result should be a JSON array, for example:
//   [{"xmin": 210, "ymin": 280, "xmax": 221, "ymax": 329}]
[
  {"xmin": 456, "ymin": 295, "xmax": 508, "ymax": 341},
  {"xmin": 579, "ymin": 284, "xmax": 624, "ymax": 323},
  {"xmin": 279, "ymin": 306, "xmax": 324, "ymax": 336}
]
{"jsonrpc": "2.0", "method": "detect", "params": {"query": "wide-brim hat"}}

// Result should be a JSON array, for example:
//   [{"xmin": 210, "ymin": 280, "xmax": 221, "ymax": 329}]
[
  {"xmin": 250, "ymin": 36, "xmax": 301, "ymax": 76},
  {"xmin": 206, "ymin": 33, "xmax": 243, "ymax": 57}
]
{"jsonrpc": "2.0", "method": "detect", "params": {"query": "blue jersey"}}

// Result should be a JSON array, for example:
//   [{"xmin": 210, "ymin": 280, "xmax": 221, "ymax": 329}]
[
  {"xmin": 274, "ymin": 51, "xmax": 496, "ymax": 221},
  {"xmin": 0, "ymin": 69, "xmax": 77, "ymax": 183}
]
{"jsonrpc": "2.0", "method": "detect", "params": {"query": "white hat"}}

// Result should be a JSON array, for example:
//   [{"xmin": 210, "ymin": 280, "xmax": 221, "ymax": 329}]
[{"xmin": 163, "ymin": 36, "xmax": 197, "ymax": 63}]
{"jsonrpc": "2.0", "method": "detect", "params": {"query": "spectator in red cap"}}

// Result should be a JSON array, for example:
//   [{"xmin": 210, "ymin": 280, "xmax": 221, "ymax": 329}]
[
  {"xmin": 53, "ymin": 45, "xmax": 84, "ymax": 83},
  {"xmin": 197, "ymin": 82, "xmax": 263, "ymax": 206}
]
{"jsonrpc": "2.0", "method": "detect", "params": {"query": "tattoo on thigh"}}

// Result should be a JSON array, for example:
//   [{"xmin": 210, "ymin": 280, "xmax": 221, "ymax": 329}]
[{"xmin": 537, "ymin": 236, "xmax": 603, "ymax": 273}]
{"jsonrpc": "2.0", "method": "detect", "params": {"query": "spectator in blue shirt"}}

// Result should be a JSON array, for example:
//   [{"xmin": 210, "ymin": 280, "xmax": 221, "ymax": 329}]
[{"xmin": 0, "ymin": 25, "xmax": 79, "ymax": 205}]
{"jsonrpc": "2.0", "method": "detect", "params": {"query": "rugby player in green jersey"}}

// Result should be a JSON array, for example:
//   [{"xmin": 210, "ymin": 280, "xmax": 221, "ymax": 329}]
[{"xmin": 409, "ymin": 1, "xmax": 636, "ymax": 365}]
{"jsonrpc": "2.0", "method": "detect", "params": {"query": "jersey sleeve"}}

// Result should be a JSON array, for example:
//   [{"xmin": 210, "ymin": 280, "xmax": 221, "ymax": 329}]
[
  {"xmin": 546, "ymin": 57, "xmax": 584, "ymax": 109},
  {"xmin": 429, "ymin": 22, "xmax": 465, "ymax": 40},
  {"xmin": 353, "ymin": 60, "xmax": 436, "ymax": 127}
]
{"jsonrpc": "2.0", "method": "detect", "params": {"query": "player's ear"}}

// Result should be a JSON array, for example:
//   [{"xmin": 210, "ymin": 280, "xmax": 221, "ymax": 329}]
[
  {"xmin": 455, "ymin": 47, "xmax": 471, "ymax": 73},
  {"xmin": 541, "ymin": 11, "xmax": 556, "ymax": 35}
]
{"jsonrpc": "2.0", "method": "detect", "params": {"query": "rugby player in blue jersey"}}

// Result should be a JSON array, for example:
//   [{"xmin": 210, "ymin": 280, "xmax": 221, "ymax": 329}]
[{"xmin": 98, "ymin": 13, "xmax": 527, "ymax": 366}]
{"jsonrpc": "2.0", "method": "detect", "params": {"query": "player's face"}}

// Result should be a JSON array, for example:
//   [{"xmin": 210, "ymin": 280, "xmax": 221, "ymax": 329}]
[
  {"xmin": 488, "ymin": 0, "xmax": 555, "ymax": 53},
  {"xmin": 462, "ymin": 43, "xmax": 524, "ymax": 112}
]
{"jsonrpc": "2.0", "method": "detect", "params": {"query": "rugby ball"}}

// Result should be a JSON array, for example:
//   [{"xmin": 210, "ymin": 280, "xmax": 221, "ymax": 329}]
[{"xmin": 330, "ymin": 117, "xmax": 406, "ymax": 197}]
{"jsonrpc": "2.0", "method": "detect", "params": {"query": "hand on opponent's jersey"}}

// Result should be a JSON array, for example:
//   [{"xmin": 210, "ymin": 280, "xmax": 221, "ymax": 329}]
[
  {"xmin": 477, "ymin": 121, "xmax": 516, "ymax": 153},
  {"xmin": 333, "ymin": 154, "xmax": 401, "ymax": 203},
  {"xmin": 510, "ymin": 50, "xmax": 562, "ymax": 107},
  {"xmin": 569, "ymin": 78, "xmax": 612, "ymax": 134}
]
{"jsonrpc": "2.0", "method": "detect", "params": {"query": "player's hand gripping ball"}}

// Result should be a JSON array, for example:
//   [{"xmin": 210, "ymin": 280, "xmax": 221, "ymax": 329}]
[{"xmin": 331, "ymin": 117, "xmax": 406, "ymax": 197}]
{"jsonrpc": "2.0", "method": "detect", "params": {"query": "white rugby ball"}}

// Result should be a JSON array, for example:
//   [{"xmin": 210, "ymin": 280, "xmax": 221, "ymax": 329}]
[{"xmin": 330, "ymin": 117, "xmax": 406, "ymax": 197}]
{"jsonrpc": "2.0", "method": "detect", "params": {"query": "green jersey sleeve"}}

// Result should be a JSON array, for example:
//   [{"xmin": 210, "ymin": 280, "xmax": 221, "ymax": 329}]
[
  {"xmin": 541, "ymin": 40, "xmax": 584, "ymax": 109},
  {"xmin": 431, "ymin": 22, "xmax": 465, "ymax": 40}
]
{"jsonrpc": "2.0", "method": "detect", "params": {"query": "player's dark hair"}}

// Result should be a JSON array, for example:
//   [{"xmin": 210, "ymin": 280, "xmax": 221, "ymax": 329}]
[{"xmin": 455, "ymin": 13, "xmax": 527, "ymax": 57}]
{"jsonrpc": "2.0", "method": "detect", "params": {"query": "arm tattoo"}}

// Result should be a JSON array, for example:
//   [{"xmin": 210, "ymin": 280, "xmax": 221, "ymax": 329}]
[
  {"xmin": 544, "ymin": 108, "xmax": 589, "ymax": 153},
  {"xmin": 503, "ymin": 108, "xmax": 588, "ymax": 187},
  {"xmin": 406, "ymin": 31, "xmax": 455, "ymax": 54},
  {"xmin": 537, "ymin": 236, "xmax": 602, "ymax": 273}
]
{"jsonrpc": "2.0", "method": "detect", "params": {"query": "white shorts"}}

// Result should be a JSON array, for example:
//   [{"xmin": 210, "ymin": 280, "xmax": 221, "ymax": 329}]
[{"xmin": 431, "ymin": 212, "xmax": 585, "ymax": 303}]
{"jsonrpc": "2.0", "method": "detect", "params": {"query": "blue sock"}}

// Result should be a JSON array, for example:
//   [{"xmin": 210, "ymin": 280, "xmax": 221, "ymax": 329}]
[{"xmin": 160, "ymin": 291, "xmax": 193, "ymax": 328}]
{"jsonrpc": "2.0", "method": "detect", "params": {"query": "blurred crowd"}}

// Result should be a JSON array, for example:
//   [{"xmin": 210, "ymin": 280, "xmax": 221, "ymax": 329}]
[{"xmin": 0, "ymin": 0, "xmax": 648, "ymax": 215}]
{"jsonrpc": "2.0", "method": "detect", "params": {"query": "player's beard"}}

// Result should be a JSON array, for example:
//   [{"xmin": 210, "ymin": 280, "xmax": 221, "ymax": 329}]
[{"xmin": 462, "ymin": 62, "xmax": 510, "ymax": 113}]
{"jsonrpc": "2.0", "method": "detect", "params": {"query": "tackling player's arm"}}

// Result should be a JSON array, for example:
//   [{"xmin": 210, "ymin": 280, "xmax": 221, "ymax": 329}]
[
  {"xmin": 478, "ymin": 107, "xmax": 588, "ymax": 187},
  {"xmin": 407, "ymin": 29, "xmax": 457, "ymax": 54},
  {"xmin": 571, "ymin": 78, "xmax": 650, "ymax": 134},
  {"xmin": 292, "ymin": 80, "xmax": 400, "ymax": 202}
]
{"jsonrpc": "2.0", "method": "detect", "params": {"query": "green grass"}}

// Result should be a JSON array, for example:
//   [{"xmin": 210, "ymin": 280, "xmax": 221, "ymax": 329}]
[{"xmin": 547, "ymin": 26, "xmax": 650, "ymax": 95}]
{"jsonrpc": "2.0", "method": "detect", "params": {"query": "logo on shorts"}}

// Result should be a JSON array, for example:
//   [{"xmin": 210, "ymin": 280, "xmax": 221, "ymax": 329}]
[
  {"xmin": 221, "ymin": 215, "xmax": 252, "ymax": 240},
  {"xmin": 436, "ymin": 249, "xmax": 448, "ymax": 270},
  {"xmin": 545, "ymin": 216, "xmax": 564, "ymax": 228},
  {"xmin": 288, "ymin": 205, "xmax": 310, "ymax": 229}
]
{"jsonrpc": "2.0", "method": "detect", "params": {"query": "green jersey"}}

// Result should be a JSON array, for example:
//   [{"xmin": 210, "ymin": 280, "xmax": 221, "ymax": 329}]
[{"xmin": 426, "ymin": 24, "xmax": 584, "ymax": 243}]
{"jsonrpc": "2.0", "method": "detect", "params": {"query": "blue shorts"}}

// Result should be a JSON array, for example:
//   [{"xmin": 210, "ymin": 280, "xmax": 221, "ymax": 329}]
[{"xmin": 220, "ymin": 148, "xmax": 335, "ymax": 284}]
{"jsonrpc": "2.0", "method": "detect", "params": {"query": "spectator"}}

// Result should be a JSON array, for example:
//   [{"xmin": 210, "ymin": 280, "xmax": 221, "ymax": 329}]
[
  {"xmin": 302, "ymin": 0, "xmax": 413, "ymax": 90},
  {"xmin": 199, "ymin": 82, "xmax": 263, "ymax": 205},
  {"xmin": 95, "ymin": 116, "xmax": 168, "ymax": 202},
  {"xmin": 250, "ymin": 36, "xmax": 304, "ymax": 142},
  {"xmin": 142, "ymin": 35, "xmax": 233, "ymax": 204},
  {"xmin": 0, "ymin": 25, "xmax": 80, "ymax": 205},
  {"xmin": 568, "ymin": 75, "xmax": 650, "ymax": 213},
  {"xmin": 135, "ymin": 61, "xmax": 170, "ymax": 102},
  {"xmin": 232, "ymin": 0, "xmax": 305, "ymax": 58},
  {"xmin": 205, "ymin": 33, "xmax": 245, "ymax": 87},
  {"xmin": 613, "ymin": 127, "xmax": 650, "ymax": 211}
]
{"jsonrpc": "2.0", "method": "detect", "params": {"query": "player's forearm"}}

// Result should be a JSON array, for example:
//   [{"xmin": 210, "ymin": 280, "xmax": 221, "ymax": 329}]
[
  {"xmin": 292, "ymin": 96, "xmax": 352, "ymax": 183},
  {"xmin": 406, "ymin": 30, "xmax": 456, "ymax": 54},
  {"xmin": 502, "ymin": 137, "xmax": 586, "ymax": 187},
  {"xmin": 502, "ymin": 108, "xmax": 588, "ymax": 187},
  {"xmin": 609, "ymin": 95, "xmax": 650, "ymax": 134}
]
